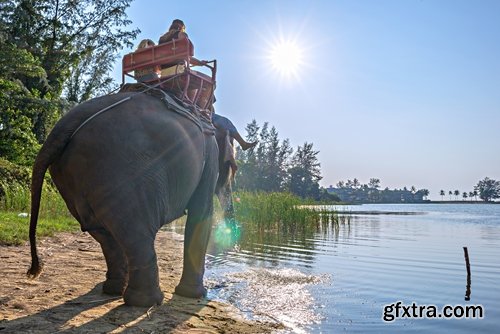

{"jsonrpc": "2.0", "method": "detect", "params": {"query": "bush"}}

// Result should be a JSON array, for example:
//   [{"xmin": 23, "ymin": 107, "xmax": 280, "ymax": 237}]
[{"xmin": 0, "ymin": 158, "xmax": 31, "ymax": 201}]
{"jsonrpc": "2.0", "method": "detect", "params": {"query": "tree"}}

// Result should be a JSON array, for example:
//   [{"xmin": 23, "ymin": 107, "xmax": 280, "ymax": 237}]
[
  {"xmin": 440, "ymin": 190, "xmax": 445, "ymax": 201},
  {"xmin": 0, "ymin": 0, "xmax": 138, "ymax": 165},
  {"xmin": 448, "ymin": 190, "xmax": 453, "ymax": 201},
  {"xmin": 287, "ymin": 142, "xmax": 322, "ymax": 199},
  {"xmin": 421, "ymin": 189, "xmax": 430, "ymax": 200},
  {"xmin": 475, "ymin": 177, "xmax": 500, "ymax": 202},
  {"xmin": 472, "ymin": 190, "xmax": 478, "ymax": 201},
  {"xmin": 235, "ymin": 120, "xmax": 293, "ymax": 193},
  {"xmin": 462, "ymin": 192, "xmax": 468, "ymax": 201},
  {"xmin": 454, "ymin": 190, "xmax": 460, "ymax": 200},
  {"xmin": 368, "ymin": 178, "xmax": 380, "ymax": 189}
]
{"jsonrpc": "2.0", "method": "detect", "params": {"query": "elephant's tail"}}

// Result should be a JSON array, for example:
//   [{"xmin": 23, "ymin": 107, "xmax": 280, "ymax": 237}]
[{"xmin": 27, "ymin": 125, "xmax": 72, "ymax": 278}]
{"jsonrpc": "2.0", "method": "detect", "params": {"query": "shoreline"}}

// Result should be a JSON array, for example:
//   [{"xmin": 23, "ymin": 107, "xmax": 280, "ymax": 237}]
[{"xmin": 0, "ymin": 230, "xmax": 282, "ymax": 333}]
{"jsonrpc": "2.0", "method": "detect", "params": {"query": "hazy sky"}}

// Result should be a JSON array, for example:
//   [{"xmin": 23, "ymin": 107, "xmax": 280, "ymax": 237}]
[{"xmin": 113, "ymin": 0, "xmax": 500, "ymax": 200}]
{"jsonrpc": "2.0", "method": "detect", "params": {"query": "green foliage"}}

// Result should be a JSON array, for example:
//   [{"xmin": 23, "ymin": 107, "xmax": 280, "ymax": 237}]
[
  {"xmin": 0, "ymin": 0, "xmax": 138, "ymax": 166},
  {"xmin": 236, "ymin": 120, "xmax": 293, "ymax": 192},
  {"xmin": 287, "ymin": 142, "xmax": 322, "ymax": 199},
  {"xmin": 0, "ymin": 157, "xmax": 31, "ymax": 199},
  {"xmin": 475, "ymin": 177, "xmax": 500, "ymax": 202},
  {"xmin": 235, "ymin": 120, "xmax": 331, "ymax": 201}
]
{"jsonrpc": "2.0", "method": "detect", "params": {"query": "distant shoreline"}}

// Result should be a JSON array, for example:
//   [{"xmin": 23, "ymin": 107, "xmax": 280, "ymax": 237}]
[
  {"xmin": 427, "ymin": 201, "xmax": 499, "ymax": 204},
  {"xmin": 334, "ymin": 201, "xmax": 500, "ymax": 205}
]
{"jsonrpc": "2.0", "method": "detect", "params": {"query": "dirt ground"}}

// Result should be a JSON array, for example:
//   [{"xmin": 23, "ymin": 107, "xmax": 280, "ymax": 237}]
[{"xmin": 0, "ymin": 231, "xmax": 283, "ymax": 333}]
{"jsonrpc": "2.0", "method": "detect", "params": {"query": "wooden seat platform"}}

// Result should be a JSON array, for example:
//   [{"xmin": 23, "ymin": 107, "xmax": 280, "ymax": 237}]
[{"xmin": 122, "ymin": 38, "xmax": 216, "ymax": 110}]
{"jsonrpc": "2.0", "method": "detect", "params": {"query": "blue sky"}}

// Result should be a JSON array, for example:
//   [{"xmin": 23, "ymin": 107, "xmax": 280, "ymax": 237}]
[{"xmin": 113, "ymin": 0, "xmax": 500, "ymax": 200}]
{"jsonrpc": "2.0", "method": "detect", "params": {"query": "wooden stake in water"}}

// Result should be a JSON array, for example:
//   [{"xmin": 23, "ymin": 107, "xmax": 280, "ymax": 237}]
[{"xmin": 463, "ymin": 246, "xmax": 471, "ymax": 301}]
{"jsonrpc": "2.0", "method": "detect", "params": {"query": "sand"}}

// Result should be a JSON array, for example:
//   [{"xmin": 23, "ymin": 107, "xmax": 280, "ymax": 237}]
[{"xmin": 0, "ymin": 230, "xmax": 283, "ymax": 333}]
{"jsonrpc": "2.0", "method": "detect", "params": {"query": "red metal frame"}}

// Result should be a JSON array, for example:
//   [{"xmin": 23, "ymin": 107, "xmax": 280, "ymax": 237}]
[{"xmin": 122, "ymin": 38, "xmax": 216, "ymax": 109}]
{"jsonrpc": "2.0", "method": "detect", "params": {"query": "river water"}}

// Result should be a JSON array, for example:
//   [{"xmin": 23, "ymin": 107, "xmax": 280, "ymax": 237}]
[{"xmin": 169, "ymin": 204, "xmax": 500, "ymax": 333}]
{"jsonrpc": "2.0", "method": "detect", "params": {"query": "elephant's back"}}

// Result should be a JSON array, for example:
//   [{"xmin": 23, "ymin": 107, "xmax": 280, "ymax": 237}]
[{"xmin": 50, "ymin": 93, "xmax": 206, "ymax": 222}]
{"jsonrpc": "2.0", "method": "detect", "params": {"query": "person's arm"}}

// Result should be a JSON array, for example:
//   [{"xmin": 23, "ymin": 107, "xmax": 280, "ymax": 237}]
[{"xmin": 190, "ymin": 57, "xmax": 208, "ymax": 66}]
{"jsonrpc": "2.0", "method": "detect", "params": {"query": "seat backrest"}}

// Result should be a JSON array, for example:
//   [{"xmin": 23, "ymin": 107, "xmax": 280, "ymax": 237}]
[{"xmin": 122, "ymin": 38, "xmax": 194, "ymax": 75}]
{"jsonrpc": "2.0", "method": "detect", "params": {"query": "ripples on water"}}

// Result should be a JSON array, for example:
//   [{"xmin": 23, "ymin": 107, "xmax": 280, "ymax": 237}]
[{"xmin": 168, "ymin": 204, "xmax": 500, "ymax": 333}]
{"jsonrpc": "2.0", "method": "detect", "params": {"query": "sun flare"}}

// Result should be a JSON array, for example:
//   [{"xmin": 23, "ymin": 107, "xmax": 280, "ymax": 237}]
[{"xmin": 269, "ymin": 40, "xmax": 304, "ymax": 78}]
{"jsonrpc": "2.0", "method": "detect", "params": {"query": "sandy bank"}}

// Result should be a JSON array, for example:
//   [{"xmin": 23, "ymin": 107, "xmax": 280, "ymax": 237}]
[{"xmin": 0, "ymin": 230, "xmax": 282, "ymax": 333}]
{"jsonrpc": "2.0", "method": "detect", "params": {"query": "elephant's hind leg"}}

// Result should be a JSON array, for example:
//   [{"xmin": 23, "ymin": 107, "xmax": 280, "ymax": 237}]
[
  {"xmin": 120, "ymin": 236, "xmax": 164, "ymax": 307},
  {"xmin": 88, "ymin": 229, "xmax": 128, "ymax": 296}
]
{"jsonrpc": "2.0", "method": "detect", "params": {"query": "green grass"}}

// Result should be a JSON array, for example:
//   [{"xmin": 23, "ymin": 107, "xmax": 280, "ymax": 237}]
[
  {"xmin": 0, "ymin": 182, "xmax": 78, "ymax": 245},
  {"xmin": 0, "ymin": 212, "xmax": 79, "ymax": 246}
]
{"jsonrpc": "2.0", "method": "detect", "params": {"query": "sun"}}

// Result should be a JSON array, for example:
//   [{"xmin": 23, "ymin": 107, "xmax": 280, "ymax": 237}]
[{"xmin": 268, "ymin": 39, "xmax": 304, "ymax": 79}]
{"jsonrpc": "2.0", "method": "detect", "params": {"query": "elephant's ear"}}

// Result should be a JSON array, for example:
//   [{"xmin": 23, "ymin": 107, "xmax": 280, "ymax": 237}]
[{"xmin": 216, "ymin": 129, "xmax": 237, "ymax": 191}]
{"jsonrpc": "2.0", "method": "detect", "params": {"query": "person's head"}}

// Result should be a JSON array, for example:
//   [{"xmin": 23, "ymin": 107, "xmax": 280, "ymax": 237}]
[
  {"xmin": 169, "ymin": 19, "xmax": 185, "ymax": 32},
  {"xmin": 137, "ymin": 39, "xmax": 155, "ymax": 49}
]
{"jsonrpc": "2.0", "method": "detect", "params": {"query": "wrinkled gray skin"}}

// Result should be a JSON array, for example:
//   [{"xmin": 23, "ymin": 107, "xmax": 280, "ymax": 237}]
[{"xmin": 27, "ymin": 92, "xmax": 235, "ymax": 307}]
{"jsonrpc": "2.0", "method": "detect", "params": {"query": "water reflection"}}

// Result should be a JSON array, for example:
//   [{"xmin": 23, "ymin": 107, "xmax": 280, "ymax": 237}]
[{"xmin": 207, "ymin": 214, "xmax": 357, "ymax": 268}]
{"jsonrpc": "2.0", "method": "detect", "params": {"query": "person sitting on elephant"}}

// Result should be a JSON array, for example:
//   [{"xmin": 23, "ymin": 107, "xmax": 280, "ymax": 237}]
[
  {"xmin": 159, "ymin": 19, "xmax": 187, "ymax": 44},
  {"xmin": 211, "ymin": 104, "xmax": 257, "ymax": 151},
  {"xmin": 158, "ymin": 19, "xmax": 206, "ymax": 76},
  {"xmin": 134, "ymin": 39, "xmax": 160, "ymax": 82}
]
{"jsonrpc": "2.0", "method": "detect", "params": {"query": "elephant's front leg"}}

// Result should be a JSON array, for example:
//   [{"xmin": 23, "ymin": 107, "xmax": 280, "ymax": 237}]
[{"xmin": 175, "ymin": 195, "xmax": 214, "ymax": 298}]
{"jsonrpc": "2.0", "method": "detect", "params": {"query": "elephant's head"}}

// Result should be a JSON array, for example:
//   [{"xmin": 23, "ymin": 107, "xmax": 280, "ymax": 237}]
[{"xmin": 214, "ymin": 128, "xmax": 237, "ymax": 220}]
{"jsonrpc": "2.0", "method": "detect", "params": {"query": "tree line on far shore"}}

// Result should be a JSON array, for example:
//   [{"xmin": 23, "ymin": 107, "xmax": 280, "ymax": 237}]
[
  {"xmin": 326, "ymin": 178, "xmax": 430, "ymax": 204},
  {"xmin": 439, "ymin": 177, "xmax": 500, "ymax": 202},
  {"xmin": 325, "ymin": 177, "xmax": 500, "ymax": 203}
]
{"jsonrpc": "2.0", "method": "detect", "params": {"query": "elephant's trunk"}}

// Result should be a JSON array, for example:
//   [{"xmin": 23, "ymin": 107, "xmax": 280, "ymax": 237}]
[{"xmin": 217, "ymin": 182, "xmax": 235, "ymax": 220}]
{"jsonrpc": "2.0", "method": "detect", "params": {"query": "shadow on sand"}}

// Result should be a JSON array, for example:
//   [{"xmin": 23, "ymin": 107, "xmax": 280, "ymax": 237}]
[{"xmin": 0, "ymin": 283, "xmax": 210, "ymax": 333}]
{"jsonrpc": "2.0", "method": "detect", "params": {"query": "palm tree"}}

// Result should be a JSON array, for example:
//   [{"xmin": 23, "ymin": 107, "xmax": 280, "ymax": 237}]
[
  {"xmin": 448, "ymin": 190, "xmax": 453, "ymax": 201},
  {"xmin": 422, "ymin": 189, "xmax": 430, "ymax": 200},
  {"xmin": 454, "ymin": 190, "xmax": 460, "ymax": 200},
  {"xmin": 469, "ymin": 191, "xmax": 475, "ymax": 202},
  {"xmin": 462, "ymin": 192, "xmax": 468, "ymax": 201},
  {"xmin": 440, "ymin": 190, "xmax": 445, "ymax": 201}
]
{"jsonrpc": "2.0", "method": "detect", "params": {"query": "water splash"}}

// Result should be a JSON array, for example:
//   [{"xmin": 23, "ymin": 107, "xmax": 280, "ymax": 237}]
[{"xmin": 207, "ymin": 268, "xmax": 329, "ymax": 333}]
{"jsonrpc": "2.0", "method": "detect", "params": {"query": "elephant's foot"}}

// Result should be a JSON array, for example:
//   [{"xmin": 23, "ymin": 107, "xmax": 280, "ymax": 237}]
[
  {"xmin": 123, "ymin": 285, "xmax": 164, "ymax": 307},
  {"xmin": 174, "ymin": 282, "xmax": 207, "ymax": 299},
  {"xmin": 102, "ymin": 278, "xmax": 127, "ymax": 296}
]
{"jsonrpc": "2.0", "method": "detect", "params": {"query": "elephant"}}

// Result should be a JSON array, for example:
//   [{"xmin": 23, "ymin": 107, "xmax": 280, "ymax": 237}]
[{"xmin": 27, "ymin": 89, "xmax": 236, "ymax": 307}]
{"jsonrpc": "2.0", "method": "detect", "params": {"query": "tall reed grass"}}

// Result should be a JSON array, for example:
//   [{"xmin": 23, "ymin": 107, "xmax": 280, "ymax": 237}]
[{"xmin": 233, "ymin": 191, "xmax": 342, "ymax": 233}]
